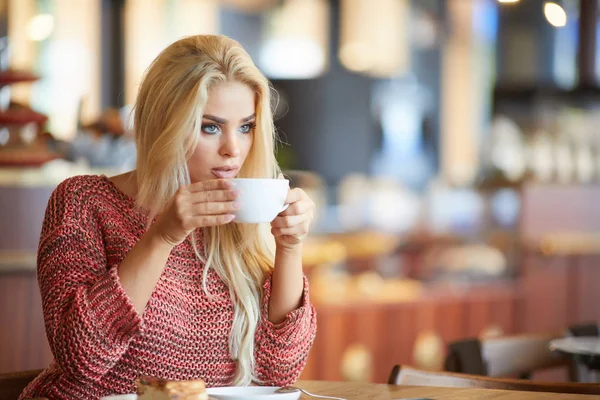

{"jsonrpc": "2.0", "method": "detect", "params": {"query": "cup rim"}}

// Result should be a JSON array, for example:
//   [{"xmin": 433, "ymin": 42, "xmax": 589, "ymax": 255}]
[{"xmin": 230, "ymin": 178, "xmax": 289, "ymax": 184}]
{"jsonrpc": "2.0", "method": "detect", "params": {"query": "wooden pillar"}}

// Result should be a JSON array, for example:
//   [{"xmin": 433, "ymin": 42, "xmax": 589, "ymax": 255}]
[
  {"xmin": 101, "ymin": 0, "xmax": 125, "ymax": 109},
  {"xmin": 577, "ymin": 0, "xmax": 597, "ymax": 86},
  {"xmin": 440, "ymin": 0, "xmax": 493, "ymax": 185}
]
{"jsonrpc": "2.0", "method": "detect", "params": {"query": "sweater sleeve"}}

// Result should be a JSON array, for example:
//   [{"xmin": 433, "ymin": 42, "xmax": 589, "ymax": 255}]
[
  {"xmin": 253, "ymin": 273, "xmax": 317, "ymax": 386},
  {"xmin": 37, "ymin": 183, "xmax": 143, "ymax": 383}
]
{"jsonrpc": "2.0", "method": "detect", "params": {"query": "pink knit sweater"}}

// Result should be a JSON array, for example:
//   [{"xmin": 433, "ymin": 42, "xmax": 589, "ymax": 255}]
[{"xmin": 20, "ymin": 175, "xmax": 317, "ymax": 400}]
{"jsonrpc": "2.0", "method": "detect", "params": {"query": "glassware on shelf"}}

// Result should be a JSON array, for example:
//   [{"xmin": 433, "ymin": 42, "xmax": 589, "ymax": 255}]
[
  {"xmin": 488, "ymin": 115, "xmax": 527, "ymax": 182},
  {"xmin": 575, "ymin": 142, "xmax": 595, "ymax": 184},
  {"xmin": 554, "ymin": 135, "xmax": 574, "ymax": 184},
  {"xmin": 527, "ymin": 128, "xmax": 554, "ymax": 183}
]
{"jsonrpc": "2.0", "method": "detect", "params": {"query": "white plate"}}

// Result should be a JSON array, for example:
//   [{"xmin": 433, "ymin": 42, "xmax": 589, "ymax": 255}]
[
  {"xmin": 207, "ymin": 386, "xmax": 300, "ymax": 400},
  {"xmin": 100, "ymin": 395, "xmax": 137, "ymax": 400},
  {"xmin": 100, "ymin": 387, "xmax": 301, "ymax": 400}
]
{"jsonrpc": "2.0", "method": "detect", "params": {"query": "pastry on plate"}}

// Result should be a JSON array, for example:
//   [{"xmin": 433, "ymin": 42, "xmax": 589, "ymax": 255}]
[{"xmin": 136, "ymin": 376, "xmax": 209, "ymax": 400}]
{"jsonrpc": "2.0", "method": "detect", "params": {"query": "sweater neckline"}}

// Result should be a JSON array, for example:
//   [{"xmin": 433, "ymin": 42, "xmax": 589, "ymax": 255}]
[
  {"xmin": 99, "ymin": 175, "xmax": 164, "ymax": 227},
  {"xmin": 99, "ymin": 174, "xmax": 146, "ymax": 213}
]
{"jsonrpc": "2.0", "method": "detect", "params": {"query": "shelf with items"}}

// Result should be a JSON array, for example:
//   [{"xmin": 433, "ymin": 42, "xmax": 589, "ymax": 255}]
[
  {"xmin": 480, "ymin": 84, "xmax": 600, "ymax": 188},
  {"xmin": 493, "ymin": 84, "xmax": 600, "ymax": 105},
  {"xmin": 0, "ymin": 106, "xmax": 48, "ymax": 125},
  {"xmin": 0, "ymin": 66, "xmax": 60, "ymax": 167},
  {"xmin": 0, "ymin": 69, "xmax": 40, "ymax": 86}
]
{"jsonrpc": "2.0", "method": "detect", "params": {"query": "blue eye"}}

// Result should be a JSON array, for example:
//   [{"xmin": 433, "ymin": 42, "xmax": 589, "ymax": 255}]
[
  {"xmin": 239, "ymin": 123, "xmax": 256, "ymax": 134},
  {"xmin": 201, "ymin": 124, "xmax": 220, "ymax": 134}
]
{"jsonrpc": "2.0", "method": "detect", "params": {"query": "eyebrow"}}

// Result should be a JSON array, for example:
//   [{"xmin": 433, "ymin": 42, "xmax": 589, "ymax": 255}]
[{"xmin": 203, "ymin": 114, "xmax": 256, "ymax": 124}]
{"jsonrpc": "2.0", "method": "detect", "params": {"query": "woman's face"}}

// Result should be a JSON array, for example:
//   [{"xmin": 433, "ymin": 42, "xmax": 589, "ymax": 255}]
[{"xmin": 188, "ymin": 80, "xmax": 256, "ymax": 183}]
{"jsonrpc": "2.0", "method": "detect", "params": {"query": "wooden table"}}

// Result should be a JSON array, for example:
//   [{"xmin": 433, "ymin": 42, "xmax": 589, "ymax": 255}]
[
  {"xmin": 22, "ymin": 382, "xmax": 600, "ymax": 400},
  {"xmin": 296, "ymin": 381, "xmax": 600, "ymax": 399}
]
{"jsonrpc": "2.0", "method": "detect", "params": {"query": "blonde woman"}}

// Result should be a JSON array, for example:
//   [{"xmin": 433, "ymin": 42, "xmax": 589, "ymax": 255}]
[{"xmin": 20, "ymin": 35, "xmax": 317, "ymax": 400}]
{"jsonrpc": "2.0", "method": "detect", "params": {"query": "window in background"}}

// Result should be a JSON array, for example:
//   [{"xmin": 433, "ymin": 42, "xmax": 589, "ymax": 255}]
[
  {"xmin": 371, "ymin": 77, "xmax": 434, "ymax": 189},
  {"xmin": 220, "ymin": 0, "xmax": 278, "ymax": 14},
  {"xmin": 427, "ymin": 184, "xmax": 486, "ymax": 235},
  {"xmin": 366, "ymin": 0, "xmax": 443, "ymax": 190},
  {"xmin": 8, "ymin": 0, "xmax": 101, "ymax": 140},
  {"xmin": 553, "ymin": 0, "xmax": 578, "ymax": 88},
  {"xmin": 595, "ymin": 0, "xmax": 600, "ymax": 83},
  {"xmin": 490, "ymin": 188, "xmax": 521, "ymax": 228}
]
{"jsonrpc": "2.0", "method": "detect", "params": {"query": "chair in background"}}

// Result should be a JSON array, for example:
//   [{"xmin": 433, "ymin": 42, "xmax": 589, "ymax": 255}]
[
  {"xmin": 568, "ymin": 322, "xmax": 600, "ymax": 382},
  {"xmin": 443, "ymin": 332, "xmax": 567, "ymax": 379},
  {"xmin": 0, "ymin": 369, "xmax": 42, "ymax": 400},
  {"xmin": 568, "ymin": 323, "xmax": 599, "ymax": 338},
  {"xmin": 388, "ymin": 364, "xmax": 600, "ymax": 395}
]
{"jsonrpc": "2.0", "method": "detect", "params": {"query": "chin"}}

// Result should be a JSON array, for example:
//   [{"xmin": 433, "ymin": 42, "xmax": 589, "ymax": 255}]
[{"xmin": 188, "ymin": 175, "xmax": 210, "ymax": 183}]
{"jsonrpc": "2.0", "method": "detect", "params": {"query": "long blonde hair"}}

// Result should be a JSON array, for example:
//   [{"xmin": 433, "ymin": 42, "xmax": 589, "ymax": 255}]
[{"xmin": 133, "ymin": 35, "xmax": 280, "ymax": 385}]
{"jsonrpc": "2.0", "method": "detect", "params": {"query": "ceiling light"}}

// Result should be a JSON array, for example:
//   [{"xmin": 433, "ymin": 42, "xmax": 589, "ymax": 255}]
[{"xmin": 544, "ymin": 2, "xmax": 567, "ymax": 27}]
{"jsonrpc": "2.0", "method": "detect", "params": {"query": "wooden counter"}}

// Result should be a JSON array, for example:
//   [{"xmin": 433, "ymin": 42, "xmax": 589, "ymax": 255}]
[{"xmin": 2, "ymin": 254, "xmax": 600, "ymax": 381}]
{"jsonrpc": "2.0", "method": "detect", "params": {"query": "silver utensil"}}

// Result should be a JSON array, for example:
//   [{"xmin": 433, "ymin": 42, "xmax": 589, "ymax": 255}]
[{"xmin": 276, "ymin": 386, "xmax": 347, "ymax": 400}]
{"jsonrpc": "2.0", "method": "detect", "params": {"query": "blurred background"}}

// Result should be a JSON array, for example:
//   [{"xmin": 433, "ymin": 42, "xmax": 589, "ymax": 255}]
[{"xmin": 1, "ymin": 0, "xmax": 600, "ymax": 385}]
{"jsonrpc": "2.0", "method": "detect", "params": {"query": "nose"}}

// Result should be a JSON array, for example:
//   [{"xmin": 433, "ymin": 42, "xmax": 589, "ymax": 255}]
[{"xmin": 219, "ymin": 131, "xmax": 240, "ymax": 158}]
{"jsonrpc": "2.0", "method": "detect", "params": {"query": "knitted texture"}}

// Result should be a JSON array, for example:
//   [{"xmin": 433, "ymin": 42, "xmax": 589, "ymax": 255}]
[{"xmin": 20, "ymin": 175, "xmax": 317, "ymax": 400}]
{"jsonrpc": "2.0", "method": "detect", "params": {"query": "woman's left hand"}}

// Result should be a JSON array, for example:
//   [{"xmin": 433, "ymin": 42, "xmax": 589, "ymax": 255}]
[{"xmin": 270, "ymin": 187, "xmax": 315, "ymax": 250}]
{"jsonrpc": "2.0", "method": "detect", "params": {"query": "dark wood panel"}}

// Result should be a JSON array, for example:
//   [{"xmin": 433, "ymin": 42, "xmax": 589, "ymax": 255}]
[
  {"xmin": 387, "ymin": 303, "xmax": 417, "ymax": 375},
  {"xmin": 490, "ymin": 295, "xmax": 518, "ymax": 335},
  {"xmin": 415, "ymin": 301, "xmax": 437, "ymax": 333},
  {"xmin": 466, "ymin": 299, "xmax": 490, "ymax": 338},
  {"xmin": 300, "ymin": 331, "xmax": 318, "ymax": 380},
  {"xmin": 351, "ymin": 307, "xmax": 387, "ymax": 383},
  {"xmin": 574, "ymin": 255, "xmax": 600, "ymax": 323},
  {"xmin": 304, "ymin": 285, "xmax": 522, "ymax": 383},
  {"xmin": 0, "ymin": 271, "xmax": 51, "ymax": 373},
  {"xmin": 520, "ymin": 252, "xmax": 570, "ymax": 333},
  {"xmin": 520, "ymin": 185, "xmax": 600, "ymax": 242},
  {"xmin": 315, "ymin": 307, "xmax": 346, "ymax": 382},
  {"xmin": 436, "ymin": 300, "xmax": 466, "ymax": 344},
  {"xmin": 0, "ymin": 186, "xmax": 53, "ymax": 251},
  {"xmin": 465, "ymin": 291, "xmax": 518, "ymax": 338}
]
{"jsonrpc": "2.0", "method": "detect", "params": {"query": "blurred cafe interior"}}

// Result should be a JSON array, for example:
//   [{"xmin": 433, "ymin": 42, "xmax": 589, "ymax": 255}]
[{"xmin": 3, "ymin": 0, "xmax": 600, "ymax": 390}]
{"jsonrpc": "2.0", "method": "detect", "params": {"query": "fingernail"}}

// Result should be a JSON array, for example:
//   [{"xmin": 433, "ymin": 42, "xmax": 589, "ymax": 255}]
[
  {"xmin": 227, "ymin": 215, "xmax": 236, "ymax": 222},
  {"xmin": 232, "ymin": 202, "xmax": 241, "ymax": 210},
  {"xmin": 227, "ymin": 181, "xmax": 236, "ymax": 188},
  {"xmin": 232, "ymin": 189, "xmax": 242, "ymax": 196}
]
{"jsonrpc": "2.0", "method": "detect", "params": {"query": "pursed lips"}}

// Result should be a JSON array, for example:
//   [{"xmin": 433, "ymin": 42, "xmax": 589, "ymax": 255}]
[{"xmin": 211, "ymin": 166, "xmax": 239, "ymax": 179}]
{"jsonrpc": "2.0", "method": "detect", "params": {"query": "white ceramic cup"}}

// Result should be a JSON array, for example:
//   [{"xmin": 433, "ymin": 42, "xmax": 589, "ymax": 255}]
[{"xmin": 231, "ymin": 178, "xmax": 289, "ymax": 223}]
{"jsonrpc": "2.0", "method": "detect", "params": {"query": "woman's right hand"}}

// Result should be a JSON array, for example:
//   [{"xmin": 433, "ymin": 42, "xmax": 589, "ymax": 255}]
[{"xmin": 150, "ymin": 179, "xmax": 240, "ymax": 247}]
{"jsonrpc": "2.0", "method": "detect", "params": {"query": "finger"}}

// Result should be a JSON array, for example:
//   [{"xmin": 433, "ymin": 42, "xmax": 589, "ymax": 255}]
[
  {"xmin": 190, "ymin": 189, "xmax": 240, "ymax": 204},
  {"xmin": 284, "ymin": 188, "xmax": 304, "ymax": 204},
  {"xmin": 271, "ymin": 212, "xmax": 311, "ymax": 228},
  {"xmin": 191, "ymin": 201, "xmax": 240, "ymax": 216},
  {"xmin": 271, "ymin": 223, "xmax": 309, "ymax": 237},
  {"xmin": 279, "ymin": 199, "xmax": 313, "ymax": 217},
  {"xmin": 187, "ymin": 179, "xmax": 235, "ymax": 193},
  {"xmin": 189, "ymin": 213, "xmax": 235, "ymax": 227}
]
